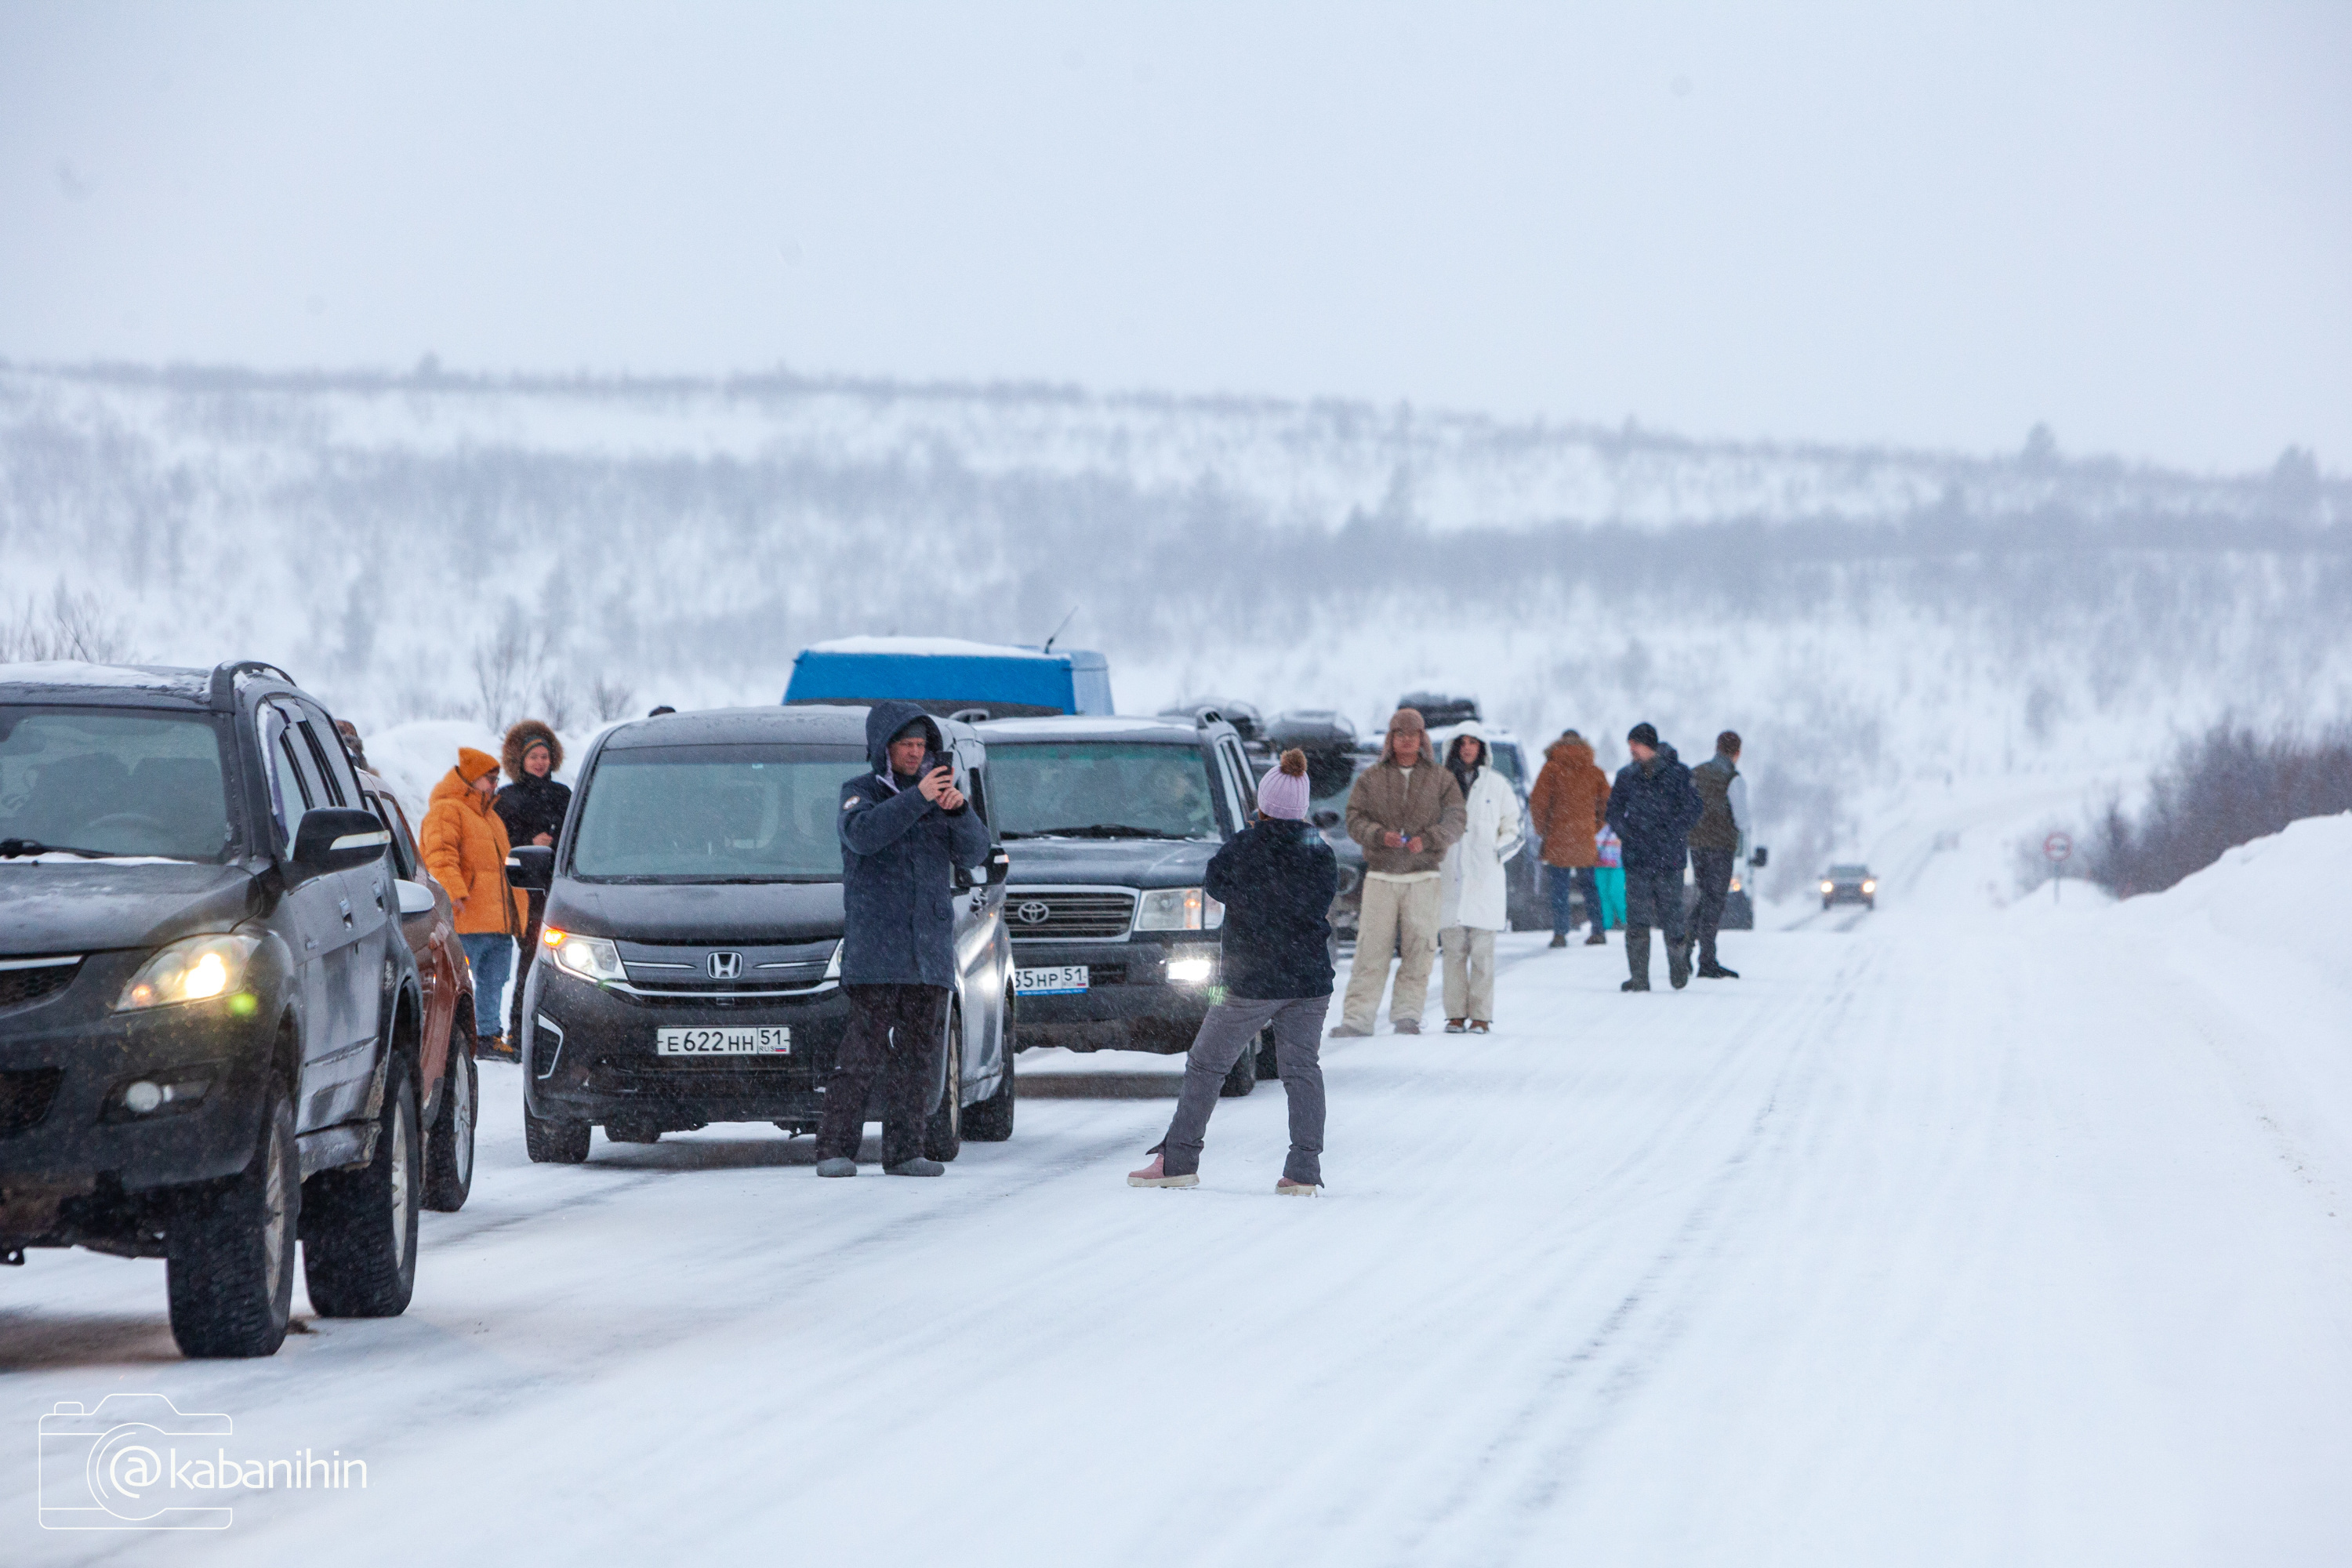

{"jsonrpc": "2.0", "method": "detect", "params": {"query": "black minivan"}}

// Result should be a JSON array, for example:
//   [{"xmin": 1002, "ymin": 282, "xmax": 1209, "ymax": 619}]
[
  {"xmin": 510, "ymin": 706, "xmax": 1016, "ymax": 1160},
  {"xmin": 2, "ymin": 660, "xmax": 432, "ymax": 1358}
]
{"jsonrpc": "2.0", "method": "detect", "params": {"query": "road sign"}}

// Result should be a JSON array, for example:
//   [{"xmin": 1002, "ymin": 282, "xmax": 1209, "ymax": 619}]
[{"xmin": 2043, "ymin": 831, "xmax": 2073, "ymax": 863}]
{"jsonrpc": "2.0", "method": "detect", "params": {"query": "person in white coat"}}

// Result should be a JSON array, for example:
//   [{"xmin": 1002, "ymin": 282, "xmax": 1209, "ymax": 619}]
[{"xmin": 1438, "ymin": 724, "xmax": 1524, "ymax": 1033}]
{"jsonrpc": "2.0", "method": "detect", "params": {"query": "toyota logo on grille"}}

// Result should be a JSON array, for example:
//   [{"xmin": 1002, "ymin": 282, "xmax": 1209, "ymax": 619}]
[
  {"xmin": 1014, "ymin": 900, "xmax": 1052, "ymax": 926},
  {"xmin": 706, "ymin": 951, "xmax": 744, "ymax": 979}
]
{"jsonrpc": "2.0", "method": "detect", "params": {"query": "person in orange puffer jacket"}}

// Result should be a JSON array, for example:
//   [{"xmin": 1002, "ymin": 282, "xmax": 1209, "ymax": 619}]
[{"xmin": 420, "ymin": 746, "xmax": 529, "ymax": 1057}]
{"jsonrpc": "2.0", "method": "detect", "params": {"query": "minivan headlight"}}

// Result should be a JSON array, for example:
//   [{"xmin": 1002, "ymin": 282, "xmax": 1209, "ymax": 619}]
[
  {"xmin": 116, "ymin": 934, "xmax": 262, "ymax": 1012},
  {"xmin": 1137, "ymin": 887, "xmax": 1223, "ymax": 931},
  {"xmin": 542, "ymin": 927, "xmax": 626, "ymax": 985}
]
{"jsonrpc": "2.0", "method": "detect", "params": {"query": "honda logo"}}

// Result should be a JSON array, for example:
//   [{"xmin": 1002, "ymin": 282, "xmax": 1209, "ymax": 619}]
[
  {"xmin": 706, "ymin": 951, "xmax": 744, "ymax": 979},
  {"xmin": 1015, "ymin": 900, "xmax": 1051, "ymax": 925}
]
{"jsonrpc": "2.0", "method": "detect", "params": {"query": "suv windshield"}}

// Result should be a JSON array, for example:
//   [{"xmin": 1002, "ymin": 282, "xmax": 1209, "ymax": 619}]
[
  {"xmin": 570, "ymin": 743, "xmax": 864, "ymax": 881},
  {"xmin": 987, "ymin": 742, "xmax": 1219, "ymax": 840},
  {"xmin": 0, "ymin": 707, "xmax": 234, "ymax": 861},
  {"xmin": 1829, "ymin": 865, "xmax": 1869, "ymax": 878}
]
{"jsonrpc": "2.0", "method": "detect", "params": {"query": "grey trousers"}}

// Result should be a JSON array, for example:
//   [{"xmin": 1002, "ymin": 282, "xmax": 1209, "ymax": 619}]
[{"xmin": 1156, "ymin": 995, "xmax": 1331, "ymax": 1186}]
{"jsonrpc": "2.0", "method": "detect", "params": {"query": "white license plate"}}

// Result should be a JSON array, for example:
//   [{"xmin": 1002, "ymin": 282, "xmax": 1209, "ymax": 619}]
[
  {"xmin": 655, "ymin": 1026, "xmax": 791, "ymax": 1057},
  {"xmin": 1015, "ymin": 965, "xmax": 1089, "ymax": 996}
]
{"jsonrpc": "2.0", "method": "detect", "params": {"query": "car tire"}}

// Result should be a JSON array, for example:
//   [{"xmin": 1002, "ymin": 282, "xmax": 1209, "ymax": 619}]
[
  {"xmin": 166, "ymin": 1073, "xmax": 299, "ymax": 1359},
  {"xmin": 1254, "ymin": 1025, "xmax": 1280, "ymax": 1080},
  {"xmin": 1823, "ymin": 896, "xmax": 1832, "ymax": 909},
  {"xmin": 925, "ymin": 1002, "xmax": 964, "ymax": 1161},
  {"xmin": 423, "ymin": 999, "xmax": 477, "ymax": 1212},
  {"xmin": 524, "ymin": 1096, "xmax": 591, "ymax": 1163},
  {"xmin": 964, "ymin": 993, "xmax": 1017, "ymax": 1142},
  {"xmin": 302, "ymin": 1051, "xmax": 421, "ymax": 1319},
  {"xmin": 1219, "ymin": 1038, "xmax": 1258, "ymax": 1098}
]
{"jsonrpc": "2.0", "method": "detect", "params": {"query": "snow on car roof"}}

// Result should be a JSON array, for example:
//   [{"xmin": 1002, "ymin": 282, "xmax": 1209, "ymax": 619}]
[
  {"xmin": 975, "ymin": 715, "xmax": 1196, "ymax": 741},
  {"xmin": 0, "ymin": 661, "xmax": 212, "ymax": 697}
]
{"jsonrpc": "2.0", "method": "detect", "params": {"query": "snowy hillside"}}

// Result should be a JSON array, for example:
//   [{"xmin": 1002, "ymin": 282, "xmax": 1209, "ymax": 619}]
[{"xmin": 3, "ymin": 361, "xmax": 2348, "ymax": 895}]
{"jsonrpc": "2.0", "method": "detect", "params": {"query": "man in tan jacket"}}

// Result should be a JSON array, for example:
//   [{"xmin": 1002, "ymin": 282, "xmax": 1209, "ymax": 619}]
[{"xmin": 1337, "ymin": 709, "xmax": 1466, "ymax": 1036}]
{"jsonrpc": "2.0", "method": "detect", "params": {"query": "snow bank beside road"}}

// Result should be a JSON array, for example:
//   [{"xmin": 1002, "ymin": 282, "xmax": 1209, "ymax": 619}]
[{"xmin": 2110, "ymin": 812, "xmax": 2352, "ymax": 994}]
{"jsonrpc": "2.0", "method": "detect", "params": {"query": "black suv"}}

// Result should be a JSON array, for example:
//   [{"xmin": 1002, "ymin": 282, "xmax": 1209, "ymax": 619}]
[
  {"xmin": 975, "ymin": 712, "xmax": 1268, "ymax": 1094},
  {"xmin": 510, "ymin": 706, "xmax": 1016, "ymax": 1160},
  {"xmin": 2, "ymin": 661, "xmax": 429, "ymax": 1358}
]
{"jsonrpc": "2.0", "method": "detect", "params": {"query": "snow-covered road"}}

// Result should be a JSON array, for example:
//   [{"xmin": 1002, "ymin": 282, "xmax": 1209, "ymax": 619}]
[{"xmin": 9, "ymin": 819, "xmax": 2351, "ymax": 1565}]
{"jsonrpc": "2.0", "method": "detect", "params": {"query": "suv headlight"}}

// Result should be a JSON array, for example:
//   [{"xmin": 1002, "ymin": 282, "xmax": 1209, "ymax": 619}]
[
  {"xmin": 116, "ymin": 934, "xmax": 263, "ymax": 1012},
  {"xmin": 1164, "ymin": 945, "xmax": 1218, "ymax": 984},
  {"xmin": 1137, "ymin": 887, "xmax": 1223, "ymax": 931},
  {"xmin": 542, "ymin": 927, "xmax": 626, "ymax": 985}
]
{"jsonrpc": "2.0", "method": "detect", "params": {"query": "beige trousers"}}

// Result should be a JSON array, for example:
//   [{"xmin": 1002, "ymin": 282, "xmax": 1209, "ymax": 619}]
[
  {"xmin": 1341, "ymin": 876, "xmax": 1442, "ymax": 1031},
  {"xmin": 1440, "ymin": 926, "xmax": 1497, "ymax": 1022}
]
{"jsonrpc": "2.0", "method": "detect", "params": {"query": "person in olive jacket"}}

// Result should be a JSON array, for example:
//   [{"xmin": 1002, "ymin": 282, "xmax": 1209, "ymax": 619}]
[
  {"xmin": 813, "ymin": 702, "xmax": 990, "ymax": 1179},
  {"xmin": 493, "ymin": 719, "xmax": 571, "ymax": 1040},
  {"xmin": 1131, "ymin": 749, "xmax": 1338, "ymax": 1194}
]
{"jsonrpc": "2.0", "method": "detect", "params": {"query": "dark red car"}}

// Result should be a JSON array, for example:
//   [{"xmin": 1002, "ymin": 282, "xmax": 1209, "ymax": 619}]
[{"xmin": 357, "ymin": 770, "xmax": 478, "ymax": 1210}]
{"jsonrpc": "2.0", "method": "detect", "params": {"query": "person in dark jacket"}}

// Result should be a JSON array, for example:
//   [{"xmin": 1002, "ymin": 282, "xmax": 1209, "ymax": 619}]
[
  {"xmin": 494, "ymin": 719, "xmax": 572, "ymax": 1040},
  {"xmin": 1687, "ymin": 731, "xmax": 1750, "ymax": 979},
  {"xmin": 1130, "ymin": 749, "xmax": 1338, "ymax": 1195},
  {"xmin": 814, "ymin": 701, "xmax": 990, "ymax": 1178},
  {"xmin": 1604, "ymin": 722, "xmax": 1704, "ymax": 992}
]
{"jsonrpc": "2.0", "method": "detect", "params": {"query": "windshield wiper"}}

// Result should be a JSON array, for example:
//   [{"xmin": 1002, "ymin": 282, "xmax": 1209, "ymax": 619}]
[
  {"xmin": 1023, "ymin": 824, "xmax": 1189, "ymax": 840},
  {"xmin": 0, "ymin": 838, "xmax": 115, "ymax": 859}
]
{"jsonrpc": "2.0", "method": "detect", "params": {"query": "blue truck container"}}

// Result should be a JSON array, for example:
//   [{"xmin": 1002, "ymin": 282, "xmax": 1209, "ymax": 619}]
[{"xmin": 783, "ymin": 637, "xmax": 1115, "ymax": 718}]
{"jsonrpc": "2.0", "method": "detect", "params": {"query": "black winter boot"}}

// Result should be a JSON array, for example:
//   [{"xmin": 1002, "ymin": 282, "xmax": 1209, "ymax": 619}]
[
  {"xmin": 1624, "ymin": 927, "xmax": 1650, "ymax": 991},
  {"xmin": 1548, "ymin": 933, "xmax": 1568, "ymax": 949},
  {"xmin": 1668, "ymin": 937, "xmax": 1691, "ymax": 990}
]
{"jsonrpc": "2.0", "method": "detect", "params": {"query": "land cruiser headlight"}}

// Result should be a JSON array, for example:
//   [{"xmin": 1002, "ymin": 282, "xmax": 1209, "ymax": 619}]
[
  {"xmin": 1821, "ymin": 881, "xmax": 1835, "ymax": 894},
  {"xmin": 116, "ymin": 934, "xmax": 262, "ymax": 1012},
  {"xmin": 1164, "ymin": 946, "xmax": 1218, "ymax": 984},
  {"xmin": 1137, "ymin": 887, "xmax": 1218, "ymax": 931},
  {"xmin": 1862, "ymin": 880, "xmax": 1877, "ymax": 894},
  {"xmin": 542, "ymin": 927, "xmax": 626, "ymax": 985}
]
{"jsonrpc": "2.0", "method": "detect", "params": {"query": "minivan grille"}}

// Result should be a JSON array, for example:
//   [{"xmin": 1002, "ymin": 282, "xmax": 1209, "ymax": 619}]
[
  {"xmin": 0, "ymin": 960, "xmax": 80, "ymax": 1011},
  {"xmin": 1007, "ymin": 890, "xmax": 1136, "ymax": 940},
  {"xmin": 0, "ymin": 1068, "xmax": 64, "ymax": 1137}
]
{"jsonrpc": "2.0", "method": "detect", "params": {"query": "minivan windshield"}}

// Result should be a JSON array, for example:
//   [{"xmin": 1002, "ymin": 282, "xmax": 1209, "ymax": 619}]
[
  {"xmin": 0, "ymin": 707, "xmax": 234, "ymax": 862},
  {"xmin": 986, "ymin": 742, "xmax": 1220, "ymax": 840},
  {"xmin": 569, "ymin": 743, "xmax": 864, "ymax": 881}
]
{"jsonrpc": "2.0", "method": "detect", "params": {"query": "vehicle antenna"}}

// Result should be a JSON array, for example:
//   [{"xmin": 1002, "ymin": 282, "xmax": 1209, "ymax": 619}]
[{"xmin": 1040, "ymin": 606, "xmax": 1079, "ymax": 653}]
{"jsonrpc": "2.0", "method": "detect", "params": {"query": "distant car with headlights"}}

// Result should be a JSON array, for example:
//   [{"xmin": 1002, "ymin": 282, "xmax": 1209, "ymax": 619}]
[
  {"xmin": 2, "ymin": 659, "xmax": 430, "ymax": 1359},
  {"xmin": 1822, "ymin": 864, "xmax": 1876, "ymax": 909},
  {"xmin": 975, "ymin": 711, "xmax": 1265, "ymax": 1096},
  {"xmin": 509, "ymin": 706, "xmax": 1016, "ymax": 1161}
]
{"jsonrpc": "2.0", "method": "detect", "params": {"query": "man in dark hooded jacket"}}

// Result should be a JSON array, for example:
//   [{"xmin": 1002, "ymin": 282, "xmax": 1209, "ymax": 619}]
[
  {"xmin": 813, "ymin": 701, "xmax": 991, "ymax": 1178},
  {"xmin": 495, "ymin": 718, "xmax": 572, "ymax": 1040},
  {"xmin": 1605, "ymin": 722, "xmax": 1704, "ymax": 992}
]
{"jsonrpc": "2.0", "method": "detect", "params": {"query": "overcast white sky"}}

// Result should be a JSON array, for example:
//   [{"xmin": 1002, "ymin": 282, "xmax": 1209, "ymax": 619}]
[{"xmin": 2, "ymin": 2, "xmax": 2344, "ymax": 471}]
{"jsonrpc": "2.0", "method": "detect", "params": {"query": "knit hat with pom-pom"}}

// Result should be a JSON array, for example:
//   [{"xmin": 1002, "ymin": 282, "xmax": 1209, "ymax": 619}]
[{"xmin": 1257, "ymin": 748, "xmax": 1312, "ymax": 821}]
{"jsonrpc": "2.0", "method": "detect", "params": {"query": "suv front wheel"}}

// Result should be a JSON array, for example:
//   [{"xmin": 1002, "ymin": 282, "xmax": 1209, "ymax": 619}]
[
  {"xmin": 166, "ymin": 1073, "xmax": 299, "ymax": 1359},
  {"xmin": 302, "ymin": 1051, "xmax": 421, "ymax": 1318}
]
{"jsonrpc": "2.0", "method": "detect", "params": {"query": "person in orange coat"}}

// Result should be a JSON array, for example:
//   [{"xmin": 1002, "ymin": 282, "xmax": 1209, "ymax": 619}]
[
  {"xmin": 1528, "ymin": 730, "xmax": 1611, "ymax": 948},
  {"xmin": 420, "ymin": 746, "xmax": 528, "ymax": 1054}
]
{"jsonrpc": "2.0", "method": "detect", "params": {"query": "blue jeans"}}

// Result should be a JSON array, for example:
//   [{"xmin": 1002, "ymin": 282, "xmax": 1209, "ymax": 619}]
[
  {"xmin": 1547, "ymin": 865, "xmax": 1602, "ymax": 935},
  {"xmin": 459, "ymin": 935, "xmax": 514, "ymax": 1038}
]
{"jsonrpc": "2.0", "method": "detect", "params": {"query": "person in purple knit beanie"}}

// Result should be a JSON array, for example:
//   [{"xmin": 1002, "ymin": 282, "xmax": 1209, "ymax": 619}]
[{"xmin": 1129, "ymin": 749, "xmax": 1340, "ymax": 1194}]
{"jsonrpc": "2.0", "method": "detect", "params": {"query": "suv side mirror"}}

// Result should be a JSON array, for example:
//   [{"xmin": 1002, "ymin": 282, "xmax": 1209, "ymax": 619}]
[
  {"xmin": 506, "ymin": 845, "xmax": 555, "ymax": 892},
  {"xmin": 290, "ymin": 808, "xmax": 390, "ymax": 874},
  {"xmin": 958, "ymin": 847, "xmax": 1012, "ymax": 891},
  {"xmin": 1750, "ymin": 845, "xmax": 1769, "ymax": 869}
]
